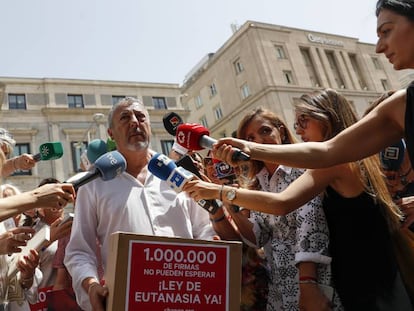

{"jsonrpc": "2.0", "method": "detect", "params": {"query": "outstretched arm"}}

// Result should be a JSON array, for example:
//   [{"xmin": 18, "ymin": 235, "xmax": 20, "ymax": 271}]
[
  {"xmin": 0, "ymin": 183, "xmax": 75, "ymax": 222},
  {"xmin": 214, "ymin": 90, "xmax": 405, "ymax": 169},
  {"xmin": 183, "ymin": 168, "xmax": 333, "ymax": 216}
]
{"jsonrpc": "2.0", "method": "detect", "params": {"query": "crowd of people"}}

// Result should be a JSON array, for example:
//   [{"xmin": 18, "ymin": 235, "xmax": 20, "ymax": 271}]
[{"xmin": 1, "ymin": 0, "xmax": 414, "ymax": 310}]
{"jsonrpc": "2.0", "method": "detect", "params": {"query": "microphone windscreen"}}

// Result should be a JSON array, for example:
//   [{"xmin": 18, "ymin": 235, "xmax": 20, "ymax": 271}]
[
  {"xmin": 87, "ymin": 139, "xmax": 107, "ymax": 163},
  {"xmin": 163, "ymin": 112, "xmax": 183, "ymax": 135},
  {"xmin": 38, "ymin": 142, "xmax": 64, "ymax": 160},
  {"xmin": 176, "ymin": 124, "xmax": 210, "ymax": 150},
  {"xmin": 380, "ymin": 139, "xmax": 405, "ymax": 171},
  {"xmin": 94, "ymin": 151, "xmax": 127, "ymax": 181},
  {"xmin": 106, "ymin": 138, "xmax": 117, "ymax": 151},
  {"xmin": 148, "ymin": 153, "xmax": 177, "ymax": 180}
]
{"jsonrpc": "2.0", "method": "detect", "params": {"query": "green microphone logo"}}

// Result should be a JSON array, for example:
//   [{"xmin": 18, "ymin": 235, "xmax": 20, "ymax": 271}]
[{"xmin": 34, "ymin": 142, "xmax": 64, "ymax": 161}]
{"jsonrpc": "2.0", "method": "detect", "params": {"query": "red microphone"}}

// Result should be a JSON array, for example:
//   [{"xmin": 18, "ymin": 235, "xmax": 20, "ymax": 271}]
[{"xmin": 175, "ymin": 123, "xmax": 250, "ymax": 161}]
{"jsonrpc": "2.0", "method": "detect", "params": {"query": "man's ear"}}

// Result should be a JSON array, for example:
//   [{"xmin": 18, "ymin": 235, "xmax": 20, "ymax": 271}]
[{"xmin": 107, "ymin": 128, "xmax": 113, "ymax": 139}]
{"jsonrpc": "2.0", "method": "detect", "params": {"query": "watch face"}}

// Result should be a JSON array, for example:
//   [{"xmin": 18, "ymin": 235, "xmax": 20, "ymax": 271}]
[{"xmin": 226, "ymin": 189, "xmax": 236, "ymax": 201}]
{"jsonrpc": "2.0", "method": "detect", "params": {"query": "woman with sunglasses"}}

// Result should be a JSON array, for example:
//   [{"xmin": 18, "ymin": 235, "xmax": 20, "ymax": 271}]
[
  {"xmin": 211, "ymin": 0, "xmax": 414, "ymax": 179},
  {"xmin": 190, "ymin": 107, "xmax": 341, "ymax": 310},
  {"xmin": 184, "ymin": 89, "xmax": 412, "ymax": 310}
]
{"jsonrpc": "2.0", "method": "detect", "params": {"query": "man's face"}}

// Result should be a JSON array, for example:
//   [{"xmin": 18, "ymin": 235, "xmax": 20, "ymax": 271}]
[{"xmin": 108, "ymin": 102, "xmax": 151, "ymax": 152}]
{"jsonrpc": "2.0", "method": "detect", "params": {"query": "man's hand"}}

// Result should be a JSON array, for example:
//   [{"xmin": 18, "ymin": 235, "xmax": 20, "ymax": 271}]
[{"xmin": 88, "ymin": 282, "xmax": 109, "ymax": 311}]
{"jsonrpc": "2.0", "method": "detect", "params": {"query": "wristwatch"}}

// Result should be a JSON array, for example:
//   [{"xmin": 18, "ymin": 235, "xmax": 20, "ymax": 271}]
[{"xmin": 226, "ymin": 188, "xmax": 237, "ymax": 202}]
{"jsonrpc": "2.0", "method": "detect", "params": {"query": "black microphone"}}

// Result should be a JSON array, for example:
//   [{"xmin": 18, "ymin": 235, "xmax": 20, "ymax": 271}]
[
  {"xmin": 163, "ymin": 112, "xmax": 189, "ymax": 156},
  {"xmin": 163, "ymin": 112, "xmax": 184, "ymax": 136},
  {"xmin": 65, "ymin": 151, "xmax": 126, "ymax": 191}
]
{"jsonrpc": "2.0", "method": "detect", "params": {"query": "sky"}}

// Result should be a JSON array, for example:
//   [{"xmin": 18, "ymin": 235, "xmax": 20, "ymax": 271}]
[{"xmin": 1, "ymin": 0, "xmax": 379, "ymax": 85}]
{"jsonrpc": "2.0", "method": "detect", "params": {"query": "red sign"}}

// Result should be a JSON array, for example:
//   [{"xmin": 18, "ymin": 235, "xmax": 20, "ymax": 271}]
[
  {"xmin": 29, "ymin": 286, "xmax": 53, "ymax": 311},
  {"xmin": 126, "ymin": 241, "xmax": 229, "ymax": 311}
]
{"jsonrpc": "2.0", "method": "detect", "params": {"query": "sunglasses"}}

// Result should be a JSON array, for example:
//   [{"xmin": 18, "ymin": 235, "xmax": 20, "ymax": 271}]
[{"xmin": 293, "ymin": 115, "xmax": 309, "ymax": 130}]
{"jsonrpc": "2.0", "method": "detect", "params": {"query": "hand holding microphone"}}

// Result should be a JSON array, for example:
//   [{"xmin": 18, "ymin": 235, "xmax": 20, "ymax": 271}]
[
  {"xmin": 10, "ymin": 142, "xmax": 63, "ymax": 172},
  {"xmin": 65, "ymin": 150, "xmax": 127, "ymax": 191},
  {"xmin": 148, "ymin": 153, "xmax": 220, "ymax": 214},
  {"xmin": 33, "ymin": 142, "xmax": 64, "ymax": 162},
  {"xmin": 175, "ymin": 123, "xmax": 250, "ymax": 161}
]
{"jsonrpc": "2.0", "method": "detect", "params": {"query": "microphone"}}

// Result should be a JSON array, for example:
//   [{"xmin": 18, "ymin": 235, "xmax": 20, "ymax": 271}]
[
  {"xmin": 380, "ymin": 139, "xmax": 405, "ymax": 171},
  {"xmin": 106, "ymin": 138, "xmax": 117, "ymax": 152},
  {"xmin": 87, "ymin": 139, "xmax": 108, "ymax": 163},
  {"xmin": 163, "ymin": 112, "xmax": 188, "ymax": 156},
  {"xmin": 163, "ymin": 112, "xmax": 184, "ymax": 136},
  {"xmin": 148, "ymin": 153, "xmax": 219, "ymax": 214},
  {"xmin": 66, "ymin": 150, "xmax": 127, "ymax": 191},
  {"xmin": 33, "ymin": 142, "xmax": 64, "ymax": 162},
  {"xmin": 175, "ymin": 123, "xmax": 250, "ymax": 161}
]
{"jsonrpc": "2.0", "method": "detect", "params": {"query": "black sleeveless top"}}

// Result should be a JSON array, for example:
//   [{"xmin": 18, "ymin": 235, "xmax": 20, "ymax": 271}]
[
  {"xmin": 405, "ymin": 82, "xmax": 414, "ymax": 167},
  {"xmin": 323, "ymin": 187, "xmax": 398, "ymax": 310}
]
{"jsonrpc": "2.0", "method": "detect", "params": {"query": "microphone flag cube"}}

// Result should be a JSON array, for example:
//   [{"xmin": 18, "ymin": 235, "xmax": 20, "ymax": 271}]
[
  {"xmin": 176, "ymin": 124, "xmax": 210, "ymax": 150},
  {"xmin": 34, "ymin": 142, "xmax": 64, "ymax": 161}
]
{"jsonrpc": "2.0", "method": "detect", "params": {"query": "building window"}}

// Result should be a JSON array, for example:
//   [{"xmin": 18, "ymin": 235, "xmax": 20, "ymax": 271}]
[
  {"xmin": 68, "ymin": 95, "xmax": 84, "ymax": 108},
  {"xmin": 152, "ymin": 97, "xmax": 167, "ymax": 109},
  {"xmin": 283, "ymin": 71, "xmax": 294, "ymax": 84},
  {"xmin": 381, "ymin": 79, "xmax": 390, "ymax": 91},
  {"xmin": 372, "ymin": 57, "xmax": 383, "ymax": 70},
  {"xmin": 325, "ymin": 51, "xmax": 346, "ymax": 89},
  {"xmin": 209, "ymin": 83, "xmax": 217, "ymax": 97},
  {"xmin": 71, "ymin": 141, "xmax": 87, "ymax": 172},
  {"xmin": 161, "ymin": 140, "xmax": 174, "ymax": 155},
  {"xmin": 349, "ymin": 53, "xmax": 368, "ymax": 90},
  {"xmin": 112, "ymin": 96, "xmax": 125, "ymax": 105},
  {"xmin": 300, "ymin": 47, "xmax": 321, "ymax": 87},
  {"xmin": 11, "ymin": 143, "xmax": 31, "ymax": 176},
  {"xmin": 214, "ymin": 105, "xmax": 223, "ymax": 120},
  {"xmin": 241, "ymin": 83, "xmax": 251, "ymax": 99},
  {"xmin": 274, "ymin": 45, "xmax": 287, "ymax": 59},
  {"xmin": 195, "ymin": 95, "xmax": 203, "ymax": 109},
  {"xmin": 8, "ymin": 94, "xmax": 27, "ymax": 110},
  {"xmin": 200, "ymin": 115, "xmax": 208, "ymax": 128},
  {"xmin": 233, "ymin": 59, "xmax": 244, "ymax": 74}
]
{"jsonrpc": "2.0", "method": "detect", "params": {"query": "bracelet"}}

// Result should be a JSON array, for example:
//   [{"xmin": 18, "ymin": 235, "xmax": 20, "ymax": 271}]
[
  {"xmin": 219, "ymin": 184, "xmax": 224, "ymax": 202},
  {"xmin": 88, "ymin": 282, "xmax": 100, "ymax": 295},
  {"xmin": 20, "ymin": 276, "xmax": 34, "ymax": 289},
  {"xmin": 210, "ymin": 214, "xmax": 225, "ymax": 223},
  {"xmin": 299, "ymin": 276, "xmax": 317, "ymax": 282},
  {"xmin": 12, "ymin": 157, "xmax": 18, "ymax": 170},
  {"xmin": 299, "ymin": 279, "xmax": 318, "ymax": 285}
]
